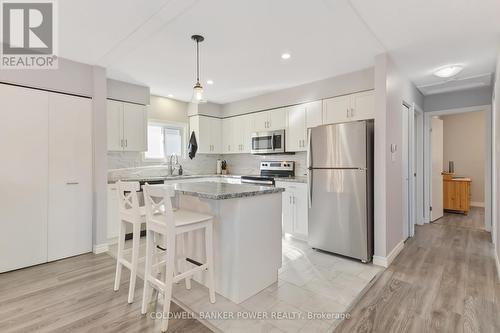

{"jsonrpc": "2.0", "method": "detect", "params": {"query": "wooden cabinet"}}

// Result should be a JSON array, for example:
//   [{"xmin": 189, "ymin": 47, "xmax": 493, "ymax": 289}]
[
  {"xmin": 286, "ymin": 105, "xmax": 307, "ymax": 152},
  {"xmin": 276, "ymin": 181, "xmax": 308, "ymax": 240},
  {"xmin": 253, "ymin": 108, "xmax": 286, "ymax": 131},
  {"xmin": 107, "ymin": 100, "xmax": 147, "ymax": 152},
  {"xmin": 443, "ymin": 175, "xmax": 471, "ymax": 214},
  {"xmin": 323, "ymin": 90, "xmax": 374, "ymax": 125},
  {"xmin": 189, "ymin": 115, "xmax": 221, "ymax": 154}
]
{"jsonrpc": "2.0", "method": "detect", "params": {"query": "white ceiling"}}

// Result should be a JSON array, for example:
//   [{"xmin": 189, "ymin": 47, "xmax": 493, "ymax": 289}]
[{"xmin": 58, "ymin": 0, "xmax": 500, "ymax": 102}]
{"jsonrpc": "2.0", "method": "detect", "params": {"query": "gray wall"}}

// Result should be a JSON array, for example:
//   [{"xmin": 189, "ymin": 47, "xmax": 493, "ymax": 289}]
[
  {"xmin": 374, "ymin": 53, "xmax": 424, "ymax": 260},
  {"xmin": 107, "ymin": 79, "xmax": 150, "ymax": 105},
  {"xmin": 222, "ymin": 68, "xmax": 374, "ymax": 117},
  {"xmin": 149, "ymin": 95, "xmax": 189, "ymax": 123},
  {"xmin": 424, "ymin": 86, "xmax": 493, "ymax": 112}
]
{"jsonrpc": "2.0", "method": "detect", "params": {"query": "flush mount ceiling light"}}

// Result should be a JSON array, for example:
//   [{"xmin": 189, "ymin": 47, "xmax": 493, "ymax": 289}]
[
  {"xmin": 167, "ymin": 94, "xmax": 174, "ymax": 98},
  {"xmin": 281, "ymin": 53, "xmax": 291, "ymax": 60},
  {"xmin": 206, "ymin": 79, "xmax": 214, "ymax": 85},
  {"xmin": 433, "ymin": 65, "xmax": 464, "ymax": 78},
  {"xmin": 191, "ymin": 35, "xmax": 206, "ymax": 103}
]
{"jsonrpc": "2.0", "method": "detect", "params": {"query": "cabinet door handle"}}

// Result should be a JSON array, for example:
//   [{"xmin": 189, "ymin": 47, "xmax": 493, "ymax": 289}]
[
  {"xmin": 120, "ymin": 139, "xmax": 124, "ymax": 148},
  {"xmin": 293, "ymin": 196, "xmax": 295, "ymax": 204},
  {"xmin": 346, "ymin": 109, "xmax": 349, "ymax": 118},
  {"xmin": 66, "ymin": 182, "xmax": 79, "ymax": 185},
  {"xmin": 125, "ymin": 139, "xmax": 128, "ymax": 147},
  {"xmin": 289, "ymin": 196, "xmax": 292, "ymax": 204}
]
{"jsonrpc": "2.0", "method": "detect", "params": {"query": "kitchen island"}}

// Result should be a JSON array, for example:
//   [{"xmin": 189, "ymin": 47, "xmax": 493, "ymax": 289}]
[{"xmin": 165, "ymin": 181, "xmax": 284, "ymax": 304}]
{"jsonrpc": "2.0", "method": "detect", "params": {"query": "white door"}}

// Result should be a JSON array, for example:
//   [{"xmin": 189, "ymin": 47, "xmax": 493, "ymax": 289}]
[
  {"xmin": 292, "ymin": 185, "xmax": 308, "ymax": 239},
  {"xmin": 305, "ymin": 101, "xmax": 322, "ymax": 128},
  {"xmin": 209, "ymin": 117, "xmax": 222, "ymax": 154},
  {"xmin": 222, "ymin": 118, "xmax": 233, "ymax": 153},
  {"xmin": 48, "ymin": 93, "xmax": 93, "ymax": 261},
  {"xmin": 323, "ymin": 95, "xmax": 350, "ymax": 124},
  {"xmin": 269, "ymin": 108, "xmax": 287, "ymax": 130},
  {"xmin": 286, "ymin": 105, "xmax": 306, "ymax": 152},
  {"xmin": 123, "ymin": 103, "xmax": 147, "ymax": 151},
  {"xmin": 0, "ymin": 84, "xmax": 49, "ymax": 272},
  {"xmin": 431, "ymin": 117, "xmax": 444, "ymax": 221},
  {"xmin": 350, "ymin": 91, "xmax": 375, "ymax": 121},
  {"xmin": 253, "ymin": 111, "xmax": 269, "ymax": 131},
  {"xmin": 107, "ymin": 100, "xmax": 123, "ymax": 151}
]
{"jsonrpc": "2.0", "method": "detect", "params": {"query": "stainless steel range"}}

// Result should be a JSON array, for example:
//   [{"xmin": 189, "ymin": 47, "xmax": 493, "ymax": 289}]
[{"xmin": 241, "ymin": 161, "xmax": 294, "ymax": 186}]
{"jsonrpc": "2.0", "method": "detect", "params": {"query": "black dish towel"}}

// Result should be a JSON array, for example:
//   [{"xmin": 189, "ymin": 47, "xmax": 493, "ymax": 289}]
[{"xmin": 188, "ymin": 131, "xmax": 198, "ymax": 159}]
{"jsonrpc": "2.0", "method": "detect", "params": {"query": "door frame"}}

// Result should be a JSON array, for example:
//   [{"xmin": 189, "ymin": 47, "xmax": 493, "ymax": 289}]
[
  {"xmin": 423, "ymin": 105, "xmax": 493, "ymax": 232},
  {"xmin": 403, "ymin": 102, "xmax": 424, "ymax": 239}
]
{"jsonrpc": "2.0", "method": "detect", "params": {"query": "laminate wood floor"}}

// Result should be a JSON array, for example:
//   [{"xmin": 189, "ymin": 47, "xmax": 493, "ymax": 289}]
[
  {"xmin": 434, "ymin": 207, "xmax": 485, "ymax": 230},
  {"xmin": 0, "ymin": 253, "xmax": 213, "ymax": 333},
  {"xmin": 335, "ymin": 210, "xmax": 500, "ymax": 333}
]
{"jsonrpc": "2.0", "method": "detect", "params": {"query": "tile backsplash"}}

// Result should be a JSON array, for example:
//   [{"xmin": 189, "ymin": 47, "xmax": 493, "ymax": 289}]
[
  {"xmin": 107, "ymin": 151, "xmax": 307, "ymax": 178},
  {"xmin": 222, "ymin": 152, "xmax": 307, "ymax": 176}
]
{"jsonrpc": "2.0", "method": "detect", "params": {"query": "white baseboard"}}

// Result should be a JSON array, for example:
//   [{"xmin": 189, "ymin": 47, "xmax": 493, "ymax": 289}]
[
  {"xmin": 373, "ymin": 240, "xmax": 405, "ymax": 268},
  {"xmin": 470, "ymin": 201, "xmax": 485, "ymax": 208},
  {"xmin": 93, "ymin": 243, "xmax": 109, "ymax": 254}
]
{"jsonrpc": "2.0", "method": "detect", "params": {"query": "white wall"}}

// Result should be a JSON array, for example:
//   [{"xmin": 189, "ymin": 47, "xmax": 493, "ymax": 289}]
[
  {"xmin": 149, "ymin": 95, "xmax": 189, "ymax": 123},
  {"xmin": 424, "ymin": 86, "xmax": 492, "ymax": 112},
  {"xmin": 442, "ymin": 112, "xmax": 486, "ymax": 204},
  {"xmin": 107, "ymin": 79, "xmax": 150, "ymax": 105},
  {"xmin": 374, "ymin": 53, "xmax": 424, "ymax": 262},
  {"xmin": 221, "ymin": 68, "xmax": 374, "ymax": 117}
]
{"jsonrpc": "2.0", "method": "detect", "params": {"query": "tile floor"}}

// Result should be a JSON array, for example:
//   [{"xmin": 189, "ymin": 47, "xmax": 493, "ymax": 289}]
[{"xmin": 108, "ymin": 235, "xmax": 383, "ymax": 333}]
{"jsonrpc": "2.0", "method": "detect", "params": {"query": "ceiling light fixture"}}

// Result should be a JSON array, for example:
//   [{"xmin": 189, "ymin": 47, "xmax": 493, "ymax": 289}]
[
  {"xmin": 433, "ymin": 65, "xmax": 464, "ymax": 78},
  {"xmin": 281, "ymin": 53, "xmax": 291, "ymax": 60},
  {"xmin": 207, "ymin": 79, "xmax": 214, "ymax": 85},
  {"xmin": 191, "ymin": 35, "xmax": 205, "ymax": 103},
  {"xmin": 167, "ymin": 94, "xmax": 174, "ymax": 98}
]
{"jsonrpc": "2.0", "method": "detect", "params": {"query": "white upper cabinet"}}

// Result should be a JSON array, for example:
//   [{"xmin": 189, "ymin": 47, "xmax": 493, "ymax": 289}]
[
  {"xmin": 286, "ymin": 105, "xmax": 307, "ymax": 152},
  {"xmin": 241, "ymin": 114, "xmax": 254, "ymax": 153},
  {"xmin": 322, "ymin": 90, "xmax": 374, "ymax": 125},
  {"xmin": 252, "ymin": 108, "xmax": 287, "ymax": 131},
  {"xmin": 222, "ymin": 117, "xmax": 234, "ymax": 154},
  {"xmin": 222, "ymin": 114, "xmax": 254, "ymax": 154},
  {"xmin": 107, "ymin": 100, "xmax": 123, "ymax": 151},
  {"xmin": 107, "ymin": 100, "xmax": 147, "ymax": 152},
  {"xmin": 305, "ymin": 101, "xmax": 323, "ymax": 128},
  {"xmin": 350, "ymin": 90, "xmax": 375, "ymax": 121},
  {"xmin": 323, "ymin": 94, "xmax": 351, "ymax": 124},
  {"xmin": 189, "ymin": 115, "xmax": 221, "ymax": 154}
]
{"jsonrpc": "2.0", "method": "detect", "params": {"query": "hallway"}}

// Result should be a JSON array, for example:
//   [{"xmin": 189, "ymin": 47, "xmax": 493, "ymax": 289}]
[{"xmin": 336, "ymin": 210, "xmax": 500, "ymax": 332}]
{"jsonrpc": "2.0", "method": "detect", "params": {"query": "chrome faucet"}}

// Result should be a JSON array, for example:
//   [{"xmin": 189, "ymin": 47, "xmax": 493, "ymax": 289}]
[{"xmin": 167, "ymin": 154, "xmax": 179, "ymax": 176}]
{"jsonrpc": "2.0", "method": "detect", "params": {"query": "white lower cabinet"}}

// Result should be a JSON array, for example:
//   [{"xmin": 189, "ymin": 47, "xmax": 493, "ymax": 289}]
[
  {"xmin": 0, "ymin": 84, "xmax": 93, "ymax": 272},
  {"xmin": 276, "ymin": 181, "xmax": 308, "ymax": 241}
]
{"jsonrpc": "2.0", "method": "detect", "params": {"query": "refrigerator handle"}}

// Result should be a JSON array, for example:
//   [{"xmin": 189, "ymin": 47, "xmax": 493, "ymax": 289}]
[{"xmin": 307, "ymin": 129, "xmax": 312, "ymax": 208}]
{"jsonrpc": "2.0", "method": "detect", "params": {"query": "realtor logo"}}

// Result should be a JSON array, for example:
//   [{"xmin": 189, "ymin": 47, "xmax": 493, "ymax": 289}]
[{"xmin": 1, "ymin": 0, "xmax": 58, "ymax": 69}]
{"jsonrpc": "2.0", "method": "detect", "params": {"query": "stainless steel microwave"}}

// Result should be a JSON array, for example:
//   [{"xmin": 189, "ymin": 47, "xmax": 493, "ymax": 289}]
[{"xmin": 251, "ymin": 130, "xmax": 285, "ymax": 154}]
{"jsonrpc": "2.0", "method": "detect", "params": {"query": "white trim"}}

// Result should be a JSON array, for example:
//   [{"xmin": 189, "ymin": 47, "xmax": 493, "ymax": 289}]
[
  {"xmin": 373, "ymin": 240, "xmax": 405, "ymax": 268},
  {"xmin": 93, "ymin": 243, "xmax": 109, "ymax": 254},
  {"xmin": 470, "ymin": 201, "xmax": 485, "ymax": 208}
]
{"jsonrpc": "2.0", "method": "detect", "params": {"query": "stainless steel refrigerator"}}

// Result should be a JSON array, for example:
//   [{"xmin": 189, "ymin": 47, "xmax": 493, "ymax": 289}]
[{"xmin": 307, "ymin": 120, "xmax": 374, "ymax": 262}]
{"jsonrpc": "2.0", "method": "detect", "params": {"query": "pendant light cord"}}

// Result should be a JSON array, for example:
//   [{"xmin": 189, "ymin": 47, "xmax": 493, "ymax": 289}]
[{"xmin": 196, "ymin": 40, "xmax": 200, "ymax": 83}]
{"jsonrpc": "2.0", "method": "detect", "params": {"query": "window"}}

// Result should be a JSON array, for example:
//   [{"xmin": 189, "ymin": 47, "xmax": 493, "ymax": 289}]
[{"xmin": 144, "ymin": 123, "xmax": 184, "ymax": 160}]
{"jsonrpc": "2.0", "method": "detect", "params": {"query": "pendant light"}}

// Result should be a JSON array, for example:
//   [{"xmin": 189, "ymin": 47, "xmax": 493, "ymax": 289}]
[{"xmin": 191, "ymin": 35, "xmax": 205, "ymax": 103}]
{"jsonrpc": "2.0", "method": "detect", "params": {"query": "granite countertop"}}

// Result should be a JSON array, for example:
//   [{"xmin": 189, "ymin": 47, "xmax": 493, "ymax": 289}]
[
  {"xmin": 108, "ymin": 174, "xmax": 241, "ymax": 184},
  {"xmin": 170, "ymin": 181, "xmax": 284, "ymax": 200}
]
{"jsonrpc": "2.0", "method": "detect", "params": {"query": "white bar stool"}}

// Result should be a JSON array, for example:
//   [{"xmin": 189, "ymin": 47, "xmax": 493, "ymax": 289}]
[
  {"xmin": 113, "ymin": 180, "xmax": 145, "ymax": 303},
  {"xmin": 141, "ymin": 184, "xmax": 216, "ymax": 332}
]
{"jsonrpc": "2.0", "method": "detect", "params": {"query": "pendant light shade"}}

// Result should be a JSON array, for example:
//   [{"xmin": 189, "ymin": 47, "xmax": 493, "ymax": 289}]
[{"xmin": 191, "ymin": 35, "xmax": 205, "ymax": 103}]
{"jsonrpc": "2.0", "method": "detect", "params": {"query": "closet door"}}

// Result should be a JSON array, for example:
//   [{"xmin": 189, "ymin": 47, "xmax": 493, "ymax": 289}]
[
  {"xmin": 0, "ymin": 84, "xmax": 49, "ymax": 272},
  {"xmin": 48, "ymin": 93, "xmax": 93, "ymax": 261}
]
